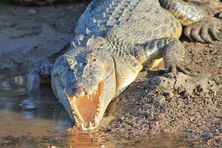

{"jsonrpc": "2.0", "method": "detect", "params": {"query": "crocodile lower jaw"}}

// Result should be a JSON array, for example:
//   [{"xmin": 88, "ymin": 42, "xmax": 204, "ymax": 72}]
[{"xmin": 68, "ymin": 81, "xmax": 104, "ymax": 132}]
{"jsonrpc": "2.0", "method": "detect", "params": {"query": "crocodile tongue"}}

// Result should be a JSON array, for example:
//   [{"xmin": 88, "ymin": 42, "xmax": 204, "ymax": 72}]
[
  {"xmin": 75, "ymin": 91, "xmax": 100, "ymax": 122},
  {"xmin": 69, "ymin": 81, "xmax": 104, "ymax": 130}
]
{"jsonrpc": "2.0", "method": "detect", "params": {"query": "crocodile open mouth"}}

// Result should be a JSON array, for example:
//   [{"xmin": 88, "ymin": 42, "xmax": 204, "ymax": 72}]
[{"xmin": 68, "ymin": 81, "xmax": 104, "ymax": 131}]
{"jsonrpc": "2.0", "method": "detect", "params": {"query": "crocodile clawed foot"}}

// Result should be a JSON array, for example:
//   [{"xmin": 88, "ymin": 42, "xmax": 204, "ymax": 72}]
[
  {"xmin": 165, "ymin": 64, "xmax": 189, "ymax": 74},
  {"xmin": 184, "ymin": 17, "xmax": 222, "ymax": 43}
]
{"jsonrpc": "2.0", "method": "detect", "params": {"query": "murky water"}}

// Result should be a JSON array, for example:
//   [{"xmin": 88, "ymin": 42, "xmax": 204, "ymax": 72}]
[
  {"xmin": 0, "ymin": 71, "xmax": 71, "ymax": 147},
  {"xmin": 0, "ymin": 71, "xmax": 201, "ymax": 147}
]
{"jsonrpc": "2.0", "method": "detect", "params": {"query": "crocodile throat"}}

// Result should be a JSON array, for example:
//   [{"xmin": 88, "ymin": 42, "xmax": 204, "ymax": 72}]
[{"xmin": 68, "ymin": 81, "xmax": 104, "ymax": 131}]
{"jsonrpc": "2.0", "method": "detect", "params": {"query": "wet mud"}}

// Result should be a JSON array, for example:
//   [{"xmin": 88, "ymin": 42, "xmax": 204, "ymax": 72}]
[{"xmin": 0, "ymin": 0, "xmax": 222, "ymax": 147}]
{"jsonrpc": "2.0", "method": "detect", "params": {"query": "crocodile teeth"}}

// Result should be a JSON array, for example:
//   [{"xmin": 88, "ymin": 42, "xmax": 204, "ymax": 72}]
[
  {"xmin": 79, "ymin": 35, "xmax": 84, "ymax": 41},
  {"xmin": 88, "ymin": 95, "xmax": 91, "ymax": 101},
  {"xmin": 97, "ymin": 103, "xmax": 101, "ymax": 108},
  {"xmin": 70, "ymin": 96, "xmax": 75, "ymax": 106},
  {"xmin": 71, "ymin": 42, "xmax": 77, "ymax": 48},
  {"xmin": 89, "ymin": 121, "xmax": 93, "ymax": 128},
  {"xmin": 95, "ymin": 116, "xmax": 99, "ymax": 124},
  {"xmin": 86, "ymin": 28, "xmax": 91, "ymax": 35},
  {"xmin": 81, "ymin": 123, "xmax": 85, "ymax": 129},
  {"xmin": 93, "ymin": 18, "xmax": 97, "ymax": 24}
]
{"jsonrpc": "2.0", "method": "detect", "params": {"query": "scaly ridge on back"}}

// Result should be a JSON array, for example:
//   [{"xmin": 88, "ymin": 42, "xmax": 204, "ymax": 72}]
[{"xmin": 73, "ymin": 0, "xmax": 143, "ymax": 47}]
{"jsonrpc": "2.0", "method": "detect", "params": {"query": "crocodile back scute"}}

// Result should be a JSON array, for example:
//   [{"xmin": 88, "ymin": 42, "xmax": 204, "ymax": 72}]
[
  {"xmin": 74, "ymin": 0, "xmax": 160, "ymax": 46},
  {"xmin": 74, "ymin": 0, "xmax": 182, "ymax": 47},
  {"xmin": 107, "ymin": 0, "xmax": 182, "ymax": 45}
]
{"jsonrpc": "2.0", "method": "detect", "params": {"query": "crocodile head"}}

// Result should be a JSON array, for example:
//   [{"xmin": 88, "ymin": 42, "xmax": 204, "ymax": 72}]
[{"xmin": 51, "ymin": 37, "xmax": 116, "ymax": 132}]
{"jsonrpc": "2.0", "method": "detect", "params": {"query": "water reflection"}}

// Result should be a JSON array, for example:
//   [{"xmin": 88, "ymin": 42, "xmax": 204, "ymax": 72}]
[
  {"xmin": 0, "ymin": 72, "xmax": 73, "ymax": 145},
  {"xmin": 0, "ymin": 72, "xmax": 201, "ymax": 147},
  {"xmin": 0, "ymin": 72, "xmax": 116, "ymax": 147},
  {"xmin": 0, "ymin": 71, "xmax": 113, "ymax": 147},
  {"xmin": 66, "ymin": 128, "xmax": 109, "ymax": 147}
]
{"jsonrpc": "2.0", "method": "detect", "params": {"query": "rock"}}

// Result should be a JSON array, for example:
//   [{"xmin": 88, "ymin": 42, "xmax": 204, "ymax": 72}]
[{"xmin": 20, "ymin": 99, "xmax": 37, "ymax": 110}]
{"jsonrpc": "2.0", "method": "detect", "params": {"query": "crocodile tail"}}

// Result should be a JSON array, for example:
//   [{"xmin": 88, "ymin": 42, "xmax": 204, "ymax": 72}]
[{"xmin": 159, "ymin": 0, "xmax": 207, "ymax": 26}]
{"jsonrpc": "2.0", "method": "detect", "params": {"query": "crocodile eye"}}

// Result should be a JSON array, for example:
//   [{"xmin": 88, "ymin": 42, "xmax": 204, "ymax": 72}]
[
  {"xmin": 87, "ymin": 54, "xmax": 97, "ymax": 62},
  {"xmin": 66, "ymin": 57, "xmax": 76, "ymax": 66},
  {"xmin": 133, "ymin": 63, "xmax": 138, "ymax": 68}
]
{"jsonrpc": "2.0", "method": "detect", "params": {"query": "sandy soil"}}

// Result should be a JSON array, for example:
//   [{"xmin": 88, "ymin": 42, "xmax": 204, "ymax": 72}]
[{"xmin": 0, "ymin": 0, "xmax": 222, "ymax": 147}]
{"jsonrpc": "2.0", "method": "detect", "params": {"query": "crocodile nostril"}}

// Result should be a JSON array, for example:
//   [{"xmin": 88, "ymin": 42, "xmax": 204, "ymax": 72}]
[
  {"xmin": 73, "ymin": 86, "xmax": 86, "ymax": 96},
  {"xmin": 65, "ymin": 85, "xmax": 84, "ymax": 97}
]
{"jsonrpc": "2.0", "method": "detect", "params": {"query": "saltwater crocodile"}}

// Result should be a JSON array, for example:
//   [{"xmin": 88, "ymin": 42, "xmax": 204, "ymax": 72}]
[{"xmin": 27, "ymin": 0, "xmax": 222, "ymax": 132}]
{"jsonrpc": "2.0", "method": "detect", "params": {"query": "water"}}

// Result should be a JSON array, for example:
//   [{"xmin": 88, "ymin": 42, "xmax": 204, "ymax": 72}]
[
  {"xmin": 0, "ymin": 71, "xmax": 71, "ymax": 147},
  {"xmin": 0, "ymin": 71, "xmax": 114, "ymax": 147},
  {"xmin": 0, "ymin": 71, "xmax": 200, "ymax": 147}
]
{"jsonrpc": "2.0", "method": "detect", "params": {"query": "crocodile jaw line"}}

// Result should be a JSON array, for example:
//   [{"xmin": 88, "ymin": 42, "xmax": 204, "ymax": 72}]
[{"xmin": 68, "ymin": 81, "xmax": 104, "ymax": 132}]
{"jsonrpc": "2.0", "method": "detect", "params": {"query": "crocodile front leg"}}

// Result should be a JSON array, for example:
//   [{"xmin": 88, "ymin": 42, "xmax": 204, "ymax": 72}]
[
  {"xmin": 140, "ymin": 37, "xmax": 187, "ymax": 73},
  {"xmin": 160, "ymin": 0, "xmax": 222, "ymax": 43},
  {"xmin": 27, "ymin": 64, "xmax": 53, "ymax": 94}
]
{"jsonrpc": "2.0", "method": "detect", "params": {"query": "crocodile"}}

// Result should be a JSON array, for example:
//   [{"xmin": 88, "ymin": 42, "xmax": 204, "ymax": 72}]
[{"xmin": 27, "ymin": 0, "xmax": 222, "ymax": 132}]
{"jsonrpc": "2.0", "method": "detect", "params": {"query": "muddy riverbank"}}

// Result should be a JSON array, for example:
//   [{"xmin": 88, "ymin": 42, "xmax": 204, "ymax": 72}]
[
  {"xmin": 0, "ymin": 0, "xmax": 221, "ymax": 147},
  {"xmin": 103, "ymin": 41, "xmax": 222, "ymax": 146}
]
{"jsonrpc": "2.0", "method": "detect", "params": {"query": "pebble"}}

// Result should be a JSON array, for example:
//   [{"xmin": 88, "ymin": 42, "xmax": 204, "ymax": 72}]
[
  {"xmin": 29, "ymin": 8, "xmax": 37, "ymax": 14},
  {"xmin": 20, "ymin": 99, "xmax": 37, "ymax": 110},
  {"xmin": 13, "ymin": 75, "xmax": 25, "ymax": 85}
]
